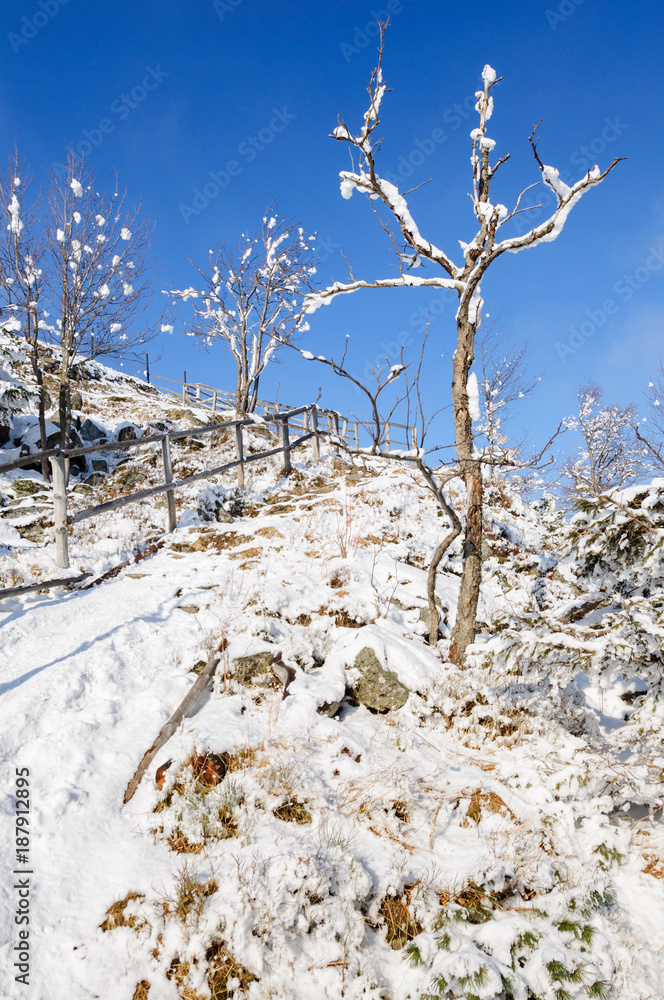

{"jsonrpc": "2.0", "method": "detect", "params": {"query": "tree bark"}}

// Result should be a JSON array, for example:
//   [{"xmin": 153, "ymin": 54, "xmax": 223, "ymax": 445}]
[{"xmin": 449, "ymin": 305, "xmax": 483, "ymax": 664}]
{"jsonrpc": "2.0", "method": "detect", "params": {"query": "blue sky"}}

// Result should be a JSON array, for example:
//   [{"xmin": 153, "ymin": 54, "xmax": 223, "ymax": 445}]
[{"xmin": 1, "ymin": 0, "xmax": 662, "ymax": 453}]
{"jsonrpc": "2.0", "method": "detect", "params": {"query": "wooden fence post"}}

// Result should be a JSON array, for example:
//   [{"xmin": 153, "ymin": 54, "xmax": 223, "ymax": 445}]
[
  {"xmin": 182, "ymin": 383, "xmax": 187, "ymax": 404},
  {"xmin": 332, "ymin": 413, "xmax": 340, "ymax": 455},
  {"xmin": 280, "ymin": 416, "xmax": 291, "ymax": 475},
  {"xmin": 354, "ymin": 422, "xmax": 360, "ymax": 449},
  {"xmin": 411, "ymin": 425, "xmax": 418, "ymax": 450},
  {"xmin": 161, "ymin": 436, "xmax": 177, "ymax": 533},
  {"xmin": 311, "ymin": 407, "xmax": 320, "ymax": 461},
  {"xmin": 385, "ymin": 424, "xmax": 391, "ymax": 452},
  {"xmin": 50, "ymin": 455, "xmax": 69, "ymax": 569},
  {"xmin": 235, "ymin": 423, "xmax": 245, "ymax": 488},
  {"xmin": 212, "ymin": 390, "xmax": 218, "ymax": 412}
]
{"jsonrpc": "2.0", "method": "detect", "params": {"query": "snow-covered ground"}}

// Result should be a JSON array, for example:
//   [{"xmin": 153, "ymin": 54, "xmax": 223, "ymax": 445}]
[{"xmin": 1, "ymin": 350, "xmax": 664, "ymax": 1000}]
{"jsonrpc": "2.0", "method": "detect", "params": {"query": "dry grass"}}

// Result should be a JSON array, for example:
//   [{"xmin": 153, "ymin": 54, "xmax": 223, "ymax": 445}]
[
  {"xmin": 206, "ymin": 941, "xmax": 257, "ymax": 999},
  {"xmin": 462, "ymin": 789, "xmax": 516, "ymax": 826},
  {"xmin": 99, "ymin": 891, "xmax": 147, "ymax": 932},
  {"xmin": 167, "ymin": 832, "xmax": 205, "ymax": 854},
  {"xmin": 378, "ymin": 893, "xmax": 422, "ymax": 949},
  {"xmin": 162, "ymin": 861, "xmax": 218, "ymax": 921},
  {"xmin": 189, "ymin": 530, "xmax": 253, "ymax": 553},
  {"xmin": 272, "ymin": 798, "xmax": 312, "ymax": 824},
  {"xmin": 643, "ymin": 854, "xmax": 664, "ymax": 878},
  {"xmin": 132, "ymin": 981, "xmax": 151, "ymax": 1000}
]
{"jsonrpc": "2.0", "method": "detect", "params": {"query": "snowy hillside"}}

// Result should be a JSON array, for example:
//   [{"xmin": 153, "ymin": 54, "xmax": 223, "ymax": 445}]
[{"xmin": 1, "ymin": 349, "xmax": 663, "ymax": 1000}]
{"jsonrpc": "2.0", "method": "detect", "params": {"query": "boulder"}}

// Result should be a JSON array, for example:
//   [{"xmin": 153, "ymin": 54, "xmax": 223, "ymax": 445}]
[
  {"xmin": 70, "ymin": 390, "xmax": 83, "ymax": 411},
  {"xmin": 80, "ymin": 418, "xmax": 107, "ymax": 443},
  {"xmin": 117, "ymin": 424, "xmax": 139, "ymax": 442},
  {"xmin": 351, "ymin": 647, "xmax": 409, "ymax": 712},
  {"xmin": 0, "ymin": 425, "xmax": 9, "ymax": 446},
  {"xmin": 10, "ymin": 479, "xmax": 46, "ymax": 498},
  {"xmin": 232, "ymin": 651, "xmax": 275, "ymax": 685}
]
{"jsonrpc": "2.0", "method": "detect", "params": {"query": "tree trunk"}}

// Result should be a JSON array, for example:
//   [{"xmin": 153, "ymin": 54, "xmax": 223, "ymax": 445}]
[
  {"xmin": 247, "ymin": 375, "xmax": 260, "ymax": 413},
  {"xmin": 449, "ymin": 306, "xmax": 483, "ymax": 665},
  {"xmin": 450, "ymin": 460, "xmax": 483, "ymax": 662}
]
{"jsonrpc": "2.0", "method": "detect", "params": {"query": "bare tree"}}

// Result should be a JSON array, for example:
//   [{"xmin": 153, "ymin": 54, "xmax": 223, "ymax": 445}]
[
  {"xmin": 562, "ymin": 382, "xmax": 646, "ymax": 499},
  {"xmin": 45, "ymin": 154, "xmax": 157, "ymax": 447},
  {"xmin": 0, "ymin": 150, "xmax": 50, "ymax": 476},
  {"xmin": 302, "ymin": 23, "xmax": 621, "ymax": 663},
  {"xmin": 293, "ymin": 337, "xmax": 462, "ymax": 645},
  {"xmin": 171, "ymin": 209, "xmax": 317, "ymax": 414}
]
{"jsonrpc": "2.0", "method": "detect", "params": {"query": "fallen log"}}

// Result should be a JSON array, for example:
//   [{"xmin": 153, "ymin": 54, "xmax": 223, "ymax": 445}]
[
  {"xmin": 123, "ymin": 637, "xmax": 227, "ymax": 804},
  {"xmin": 80, "ymin": 537, "xmax": 165, "ymax": 591}
]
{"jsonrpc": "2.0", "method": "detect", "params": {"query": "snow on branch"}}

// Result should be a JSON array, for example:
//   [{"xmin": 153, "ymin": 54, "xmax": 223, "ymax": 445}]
[
  {"xmin": 329, "ymin": 22, "xmax": 461, "ymax": 281},
  {"xmin": 304, "ymin": 274, "xmax": 464, "ymax": 314}
]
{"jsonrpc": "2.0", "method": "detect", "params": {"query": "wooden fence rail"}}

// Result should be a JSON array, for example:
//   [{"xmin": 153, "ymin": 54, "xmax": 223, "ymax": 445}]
[
  {"xmin": 0, "ymin": 405, "xmax": 323, "ymax": 571},
  {"xmin": 150, "ymin": 374, "xmax": 418, "ymax": 452},
  {"xmin": 1, "ymin": 380, "xmax": 418, "ymax": 580}
]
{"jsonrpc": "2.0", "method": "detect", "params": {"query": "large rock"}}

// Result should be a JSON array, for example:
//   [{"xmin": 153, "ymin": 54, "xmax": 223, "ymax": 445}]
[
  {"xmin": 10, "ymin": 479, "xmax": 46, "ymax": 498},
  {"xmin": 117, "ymin": 424, "xmax": 139, "ymax": 442},
  {"xmin": 233, "ymin": 651, "xmax": 275, "ymax": 685},
  {"xmin": 80, "ymin": 418, "xmax": 107, "ymax": 443},
  {"xmin": 351, "ymin": 647, "xmax": 409, "ymax": 712}
]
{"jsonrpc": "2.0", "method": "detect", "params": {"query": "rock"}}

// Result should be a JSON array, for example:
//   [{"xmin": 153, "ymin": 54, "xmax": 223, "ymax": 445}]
[
  {"xmin": 73, "ymin": 483, "xmax": 94, "ymax": 495},
  {"xmin": 166, "ymin": 408, "xmax": 206, "ymax": 428},
  {"xmin": 10, "ymin": 479, "xmax": 46, "ymax": 497},
  {"xmin": 233, "ymin": 651, "xmax": 275, "ymax": 685},
  {"xmin": 351, "ymin": 647, "xmax": 409, "ymax": 712},
  {"xmin": 178, "ymin": 604, "xmax": 200, "ymax": 614},
  {"xmin": 80, "ymin": 418, "xmax": 107, "ymax": 443},
  {"xmin": 215, "ymin": 504, "xmax": 233, "ymax": 523},
  {"xmin": 332, "ymin": 455, "xmax": 352, "ymax": 471},
  {"xmin": 317, "ymin": 699, "xmax": 342, "ymax": 718},
  {"xmin": 117, "ymin": 424, "xmax": 139, "ymax": 442},
  {"xmin": 91, "ymin": 459, "xmax": 108, "ymax": 472},
  {"xmin": 84, "ymin": 473, "xmax": 106, "ymax": 487},
  {"xmin": 16, "ymin": 519, "xmax": 47, "ymax": 543},
  {"xmin": 70, "ymin": 391, "xmax": 83, "ymax": 411},
  {"xmin": 117, "ymin": 470, "xmax": 147, "ymax": 490},
  {"xmin": 0, "ymin": 425, "xmax": 9, "ymax": 446},
  {"xmin": 480, "ymin": 539, "xmax": 494, "ymax": 561}
]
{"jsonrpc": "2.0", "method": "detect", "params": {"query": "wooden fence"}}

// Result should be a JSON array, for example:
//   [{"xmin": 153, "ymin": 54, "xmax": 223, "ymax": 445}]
[
  {"xmin": 0, "ymin": 381, "xmax": 418, "ymax": 583},
  {"xmin": 151, "ymin": 375, "xmax": 418, "ymax": 453},
  {"xmin": 0, "ymin": 404, "xmax": 322, "ymax": 571}
]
